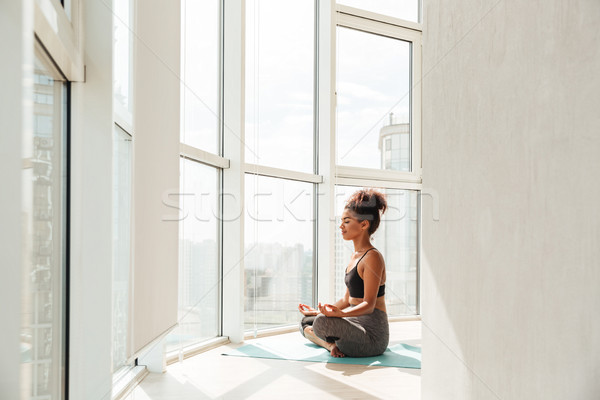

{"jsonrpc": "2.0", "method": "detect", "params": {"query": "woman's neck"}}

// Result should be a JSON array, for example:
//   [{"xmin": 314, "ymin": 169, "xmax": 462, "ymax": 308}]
[{"xmin": 352, "ymin": 236, "xmax": 373, "ymax": 253}]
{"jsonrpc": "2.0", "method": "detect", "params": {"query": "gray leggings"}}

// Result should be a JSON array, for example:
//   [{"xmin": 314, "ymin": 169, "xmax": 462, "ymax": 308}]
[{"xmin": 300, "ymin": 307, "xmax": 389, "ymax": 357}]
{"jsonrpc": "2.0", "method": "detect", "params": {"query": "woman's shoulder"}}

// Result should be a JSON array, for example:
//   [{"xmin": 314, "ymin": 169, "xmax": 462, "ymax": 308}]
[
  {"xmin": 357, "ymin": 249, "xmax": 385, "ymax": 279},
  {"xmin": 363, "ymin": 248, "xmax": 385, "ymax": 265}
]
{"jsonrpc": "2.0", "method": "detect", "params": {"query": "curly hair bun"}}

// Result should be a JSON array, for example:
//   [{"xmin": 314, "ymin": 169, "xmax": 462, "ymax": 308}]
[{"xmin": 345, "ymin": 189, "xmax": 387, "ymax": 235}]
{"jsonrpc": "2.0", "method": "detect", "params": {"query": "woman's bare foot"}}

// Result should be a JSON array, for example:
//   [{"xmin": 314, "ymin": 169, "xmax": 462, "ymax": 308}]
[
  {"xmin": 303, "ymin": 327, "xmax": 345, "ymax": 357},
  {"xmin": 329, "ymin": 344, "xmax": 345, "ymax": 358}
]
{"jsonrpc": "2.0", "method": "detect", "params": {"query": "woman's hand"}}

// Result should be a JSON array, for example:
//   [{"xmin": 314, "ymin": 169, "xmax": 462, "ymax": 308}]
[
  {"xmin": 298, "ymin": 303, "xmax": 318, "ymax": 316},
  {"xmin": 318, "ymin": 303, "xmax": 344, "ymax": 317}
]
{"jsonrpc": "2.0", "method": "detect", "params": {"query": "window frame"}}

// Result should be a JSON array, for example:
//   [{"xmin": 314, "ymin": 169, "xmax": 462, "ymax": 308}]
[
  {"xmin": 334, "ymin": 6, "xmax": 423, "ymax": 188},
  {"xmin": 169, "ymin": 156, "xmax": 224, "ymax": 356},
  {"xmin": 243, "ymin": 0, "xmax": 318, "ymax": 175},
  {"xmin": 110, "ymin": 123, "xmax": 138, "ymax": 397},
  {"xmin": 111, "ymin": 1, "xmax": 137, "ymax": 391},
  {"xmin": 243, "ymin": 173, "xmax": 318, "ymax": 333},
  {"xmin": 168, "ymin": 0, "xmax": 227, "ymax": 358},
  {"xmin": 175, "ymin": 0, "xmax": 424, "ymax": 343},
  {"xmin": 242, "ymin": 0, "xmax": 321, "ymax": 333},
  {"xmin": 34, "ymin": 0, "xmax": 84, "ymax": 81},
  {"xmin": 335, "ymin": 3, "xmax": 423, "ymax": 30},
  {"xmin": 330, "ymin": 3, "xmax": 422, "ymax": 313},
  {"xmin": 25, "ymin": 38, "xmax": 70, "ymax": 400}
]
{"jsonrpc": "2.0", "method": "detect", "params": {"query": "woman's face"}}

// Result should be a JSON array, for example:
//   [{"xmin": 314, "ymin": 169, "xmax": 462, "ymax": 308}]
[{"xmin": 339, "ymin": 209, "xmax": 368, "ymax": 240}]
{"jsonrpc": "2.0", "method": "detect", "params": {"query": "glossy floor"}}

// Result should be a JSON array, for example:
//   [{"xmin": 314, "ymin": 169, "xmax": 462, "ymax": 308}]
[{"xmin": 124, "ymin": 320, "xmax": 421, "ymax": 400}]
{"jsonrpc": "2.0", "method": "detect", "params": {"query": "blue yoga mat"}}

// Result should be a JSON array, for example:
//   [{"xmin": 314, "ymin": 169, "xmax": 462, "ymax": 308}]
[{"xmin": 222, "ymin": 339, "xmax": 421, "ymax": 369}]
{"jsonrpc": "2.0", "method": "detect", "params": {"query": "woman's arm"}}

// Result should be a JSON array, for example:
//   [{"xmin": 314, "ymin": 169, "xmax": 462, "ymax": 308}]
[{"xmin": 332, "ymin": 288, "xmax": 350, "ymax": 310}]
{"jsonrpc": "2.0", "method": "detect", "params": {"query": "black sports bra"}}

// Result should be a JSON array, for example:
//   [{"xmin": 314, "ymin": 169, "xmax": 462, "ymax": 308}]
[{"xmin": 344, "ymin": 248, "xmax": 385, "ymax": 298}]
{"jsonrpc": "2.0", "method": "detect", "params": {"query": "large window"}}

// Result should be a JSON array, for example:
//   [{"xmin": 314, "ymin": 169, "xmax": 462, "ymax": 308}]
[
  {"xmin": 245, "ymin": 0, "xmax": 315, "ymax": 173},
  {"xmin": 167, "ymin": 159, "xmax": 221, "ymax": 352},
  {"xmin": 244, "ymin": 175, "xmax": 314, "ymax": 331},
  {"xmin": 336, "ymin": 27, "xmax": 412, "ymax": 171},
  {"xmin": 111, "ymin": 125, "xmax": 132, "ymax": 372},
  {"xmin": 168, "ymin": 0, "xmax": 224, "ymax": 353},
  {"xmin": 114, "ymin": 0, "xmax": 133, "ymax": 119},
  {"xmin": 169, "ymin": 0, "xmax": 421, "ymax": 346},
  {"xmin": 333, "ymin": 5, "xmax": 422, "ymax": 316},
  {"xmin": 244, "ymin": 0, "xmax": 318, "ymax": 333},
  {"xmin": 112, "ymin": 0, "xmax": 135, "ymax": 382},
  {"xmin": 181, "ymin": 0, "xmax": 221, "ymax": 154},
  {"xmin": 21, "ymin": 44, "xmax": 68, "ymax": 400}
]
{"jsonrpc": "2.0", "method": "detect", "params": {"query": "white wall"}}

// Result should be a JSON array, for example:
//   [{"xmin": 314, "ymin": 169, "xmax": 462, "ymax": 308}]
[
  {"xmin": 421, "ymin": 1, "xmax": 600, "ymax": 399},
  {"xmin": 69, "ymin": 0, "xmax": 114, "ymax": 397},
  {"xmin": 132, "ymin": 0, "xmax": 180, "ymax": 355},
  {"xmin": 0, "ymin": 0, "xmax": 32, "ymax": 398},
  {"xmin": 2, "ymin": 0, "xmax": 180, "ymax": 395}
]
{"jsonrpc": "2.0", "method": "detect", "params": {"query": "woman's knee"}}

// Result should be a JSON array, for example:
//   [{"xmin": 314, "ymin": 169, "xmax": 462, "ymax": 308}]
[
  {"xmin": 311, "ymin": 313, "xmax": 326, "ymax": 329},
  {"xmin": 311, "ymin": 314, "xmax": 327, "ymax": 337},
  {"xmin": 312, "ymin": 314, "xmax": 338, "ymax": 343}
]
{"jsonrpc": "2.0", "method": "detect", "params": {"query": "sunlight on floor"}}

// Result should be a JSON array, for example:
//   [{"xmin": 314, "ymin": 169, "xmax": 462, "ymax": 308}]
[{"xmin": 124, "ymin": 320, "xmax": 421, "ymax": 400}]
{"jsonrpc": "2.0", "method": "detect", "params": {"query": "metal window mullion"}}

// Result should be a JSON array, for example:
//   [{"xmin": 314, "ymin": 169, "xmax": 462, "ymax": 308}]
[
  {"xmin": 336, "ymin": 12, "xmax": 422, "ymax": 42},
  {"xmin": 221, "ymin": 0, "xmax": 245, "ymax": 344},
  {"xmin": 244, "ymin": 163, "xmax": 323, "ymax": 184},
  {"xmin": 180, "ymin": 143, "xmax": 230, "ymax": 169},
  {"xmin": 317, "ymin": 0, "xmax": 336, "ymax": 303},
  {"xmin": 335, "ymin": 176, "xmax": 422, "ymax": 191},
  {"xmin": 335, "ymin": 4, "xmax": 422, "ymax": 32},
  {"xmin": 312, "ymin": 0, "xmax": 320, "ymax": 308},
  {"xmin": 218, "ymin": 0, "xmax": 225, "ymax": 341},
  {"xmin": 411, "ymin": 33, "xmax": 423, "ymax": 177},
  {"xmin": 416, "ymin": 190, "xmax": 421, "ymax": 315},
  {"xmin": 217, "ymin": 166, "xmax": 224, "ymax": 337},
  {"xmin": 336, "ymin": 165, "xmax": 421, "ymax": 183}
]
